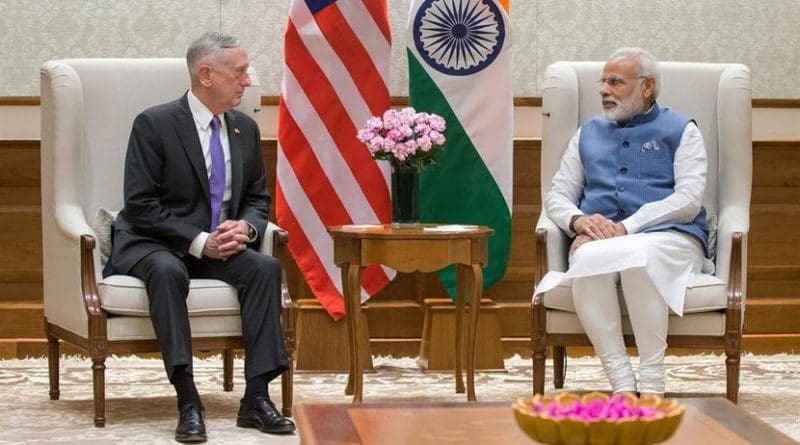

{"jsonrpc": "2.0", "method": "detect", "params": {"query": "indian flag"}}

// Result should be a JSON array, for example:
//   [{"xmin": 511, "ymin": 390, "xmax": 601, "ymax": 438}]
[{"xmin": 407, "ymin": 0, "xmax": 513, "ymax": 298}]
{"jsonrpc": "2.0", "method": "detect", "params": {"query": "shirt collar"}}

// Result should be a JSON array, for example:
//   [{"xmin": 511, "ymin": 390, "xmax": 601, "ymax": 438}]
[{"xmin": 187, "ymin": 90, "xmax": 222, "ymax": 131}]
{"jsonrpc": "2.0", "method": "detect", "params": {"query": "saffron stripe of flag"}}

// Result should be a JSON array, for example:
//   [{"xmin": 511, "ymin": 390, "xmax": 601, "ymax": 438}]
[{"xmin": 278, "ymin": 0, "xmax": 394, "ymax": 320}]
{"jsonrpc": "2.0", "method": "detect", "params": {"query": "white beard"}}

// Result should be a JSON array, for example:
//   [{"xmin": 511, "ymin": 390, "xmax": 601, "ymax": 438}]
[{"xmin": 603, "ymin": 84, "xmax": 646, "ymax": 122}]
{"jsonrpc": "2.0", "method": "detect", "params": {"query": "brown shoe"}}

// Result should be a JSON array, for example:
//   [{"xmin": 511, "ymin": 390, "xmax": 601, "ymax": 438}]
[
  {"xmin": 175, "ymin": 403, "xmax": 207, "ymax": 443},
  {"xmin": 236, "ymin": 397, "xmax": 295, "ymax": 434}
]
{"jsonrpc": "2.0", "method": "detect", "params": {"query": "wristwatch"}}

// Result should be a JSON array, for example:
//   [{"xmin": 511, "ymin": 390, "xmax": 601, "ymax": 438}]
[
  {"xmin": 247, "ymin": 224, "xmax": 258, "ymax": 242},
  {"xmin": 569, "ymin": 214, "xmax": 582, "ymax": 233}
]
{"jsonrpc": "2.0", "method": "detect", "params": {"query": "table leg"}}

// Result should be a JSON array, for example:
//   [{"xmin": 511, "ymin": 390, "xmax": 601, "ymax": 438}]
[
  {"xmin": 342, "ymin": 263, "xmax": 364, "ymax": 403},
  {"xmin": 454, "ymin": 265, "xmax": 466, "ymax": 394},
  {"xmin": 465, "ymin": 263, "xmax": 483, "ymax": 402}
]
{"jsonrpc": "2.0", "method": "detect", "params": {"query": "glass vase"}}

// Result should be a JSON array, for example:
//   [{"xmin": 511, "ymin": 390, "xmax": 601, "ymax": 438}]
[{"xmin": 390, "ymin": 164, "xmax": 420, "ymax": 226}]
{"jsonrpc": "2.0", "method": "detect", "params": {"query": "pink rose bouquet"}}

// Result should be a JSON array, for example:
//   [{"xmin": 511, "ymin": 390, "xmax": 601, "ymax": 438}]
[{"xmin": 357, "ymin": 107, "xmax": 446, "ymax": 169}]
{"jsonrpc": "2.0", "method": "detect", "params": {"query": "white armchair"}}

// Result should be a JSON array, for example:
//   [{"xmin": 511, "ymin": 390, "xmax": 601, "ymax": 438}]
[
  {"xmin": 532, "ymin": 61, "xmax": 752, "ymax": 402},
  {"xmin": 40, "ymin": 58, "xmax": 295, "ymax": 427}
]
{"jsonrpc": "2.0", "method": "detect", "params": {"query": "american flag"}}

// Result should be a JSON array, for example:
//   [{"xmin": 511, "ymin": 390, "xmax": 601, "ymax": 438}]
[{"xmin": 276, "ymin": 0, "xmax": 394, "ymax": 320}]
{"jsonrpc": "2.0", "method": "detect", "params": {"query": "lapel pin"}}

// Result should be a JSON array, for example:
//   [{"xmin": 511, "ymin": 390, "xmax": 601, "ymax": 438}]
[{"xmin": 234, "ymin": 128, "xmax": 240, "ymax": 134}]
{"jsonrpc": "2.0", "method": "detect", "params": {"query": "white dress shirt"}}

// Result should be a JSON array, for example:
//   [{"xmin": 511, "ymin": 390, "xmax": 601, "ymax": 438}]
[{"xmin": 187, "ymin": 91, "xmax": 232, "ymax": 258}]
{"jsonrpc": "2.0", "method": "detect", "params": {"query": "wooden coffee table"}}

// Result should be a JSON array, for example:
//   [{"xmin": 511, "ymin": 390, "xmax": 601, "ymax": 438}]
[{"xmin": 296, "ymin": 398, "xmax": 797, "ymax": 444}]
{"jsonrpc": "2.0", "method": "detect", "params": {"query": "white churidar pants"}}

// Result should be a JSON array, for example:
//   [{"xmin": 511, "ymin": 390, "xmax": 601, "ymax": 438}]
[{"xmin": 534, "ymin": 231, "xmax": 710, "ymax": 394}]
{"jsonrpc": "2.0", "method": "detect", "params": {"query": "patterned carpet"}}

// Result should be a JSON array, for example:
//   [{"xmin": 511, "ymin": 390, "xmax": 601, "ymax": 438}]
[{"xmin": 0, "ymin": 354, "xmax": 798, "ymax": 444}]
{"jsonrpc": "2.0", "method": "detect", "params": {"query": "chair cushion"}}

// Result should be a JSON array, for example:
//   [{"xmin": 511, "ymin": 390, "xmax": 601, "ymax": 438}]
[
  {"xmin": 546, "ymin": 310, "xmax": 726, "ymax": 336},
  {"xmin": 92, "ymin": 207, "xmax": 119, "ymax": 266},
  {"xmin": 542, "ymin": 273, "xmax": 727, "ymax": 315},
  {"xmin": 706, "ymin": 213, "xmax": 718, "ymax": 261},
  {"xmin": 106, "ymin": 315, "xmax": 243, "ymax": 341},
  {"xmin": 98, "ymin": 275, "xmax": 240, "ymax": 316}
]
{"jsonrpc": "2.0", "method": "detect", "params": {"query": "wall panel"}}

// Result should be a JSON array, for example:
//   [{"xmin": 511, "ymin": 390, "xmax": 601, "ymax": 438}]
[{"xmin": 1, "ymin": 136, "xmax": 798, "ymax": 357}]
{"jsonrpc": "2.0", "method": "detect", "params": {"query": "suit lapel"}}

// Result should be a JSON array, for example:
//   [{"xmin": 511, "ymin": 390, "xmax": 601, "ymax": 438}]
[
  {"xmin": 225, "ymin": 111, "xmax": 243, "ymax": 218},
  {"xmin": 174, "ymin": 95, "xmax": 211, "ymax": 200}
]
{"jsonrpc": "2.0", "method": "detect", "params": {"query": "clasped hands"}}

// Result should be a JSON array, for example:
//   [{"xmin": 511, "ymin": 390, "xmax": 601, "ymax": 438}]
[
  {"xmin": 203, "ymin": 219, "xmax": 251, "ymax": 260},
  {"xmin": 570, "ymin": 214, "xmax": 627, "ymax": 255}
]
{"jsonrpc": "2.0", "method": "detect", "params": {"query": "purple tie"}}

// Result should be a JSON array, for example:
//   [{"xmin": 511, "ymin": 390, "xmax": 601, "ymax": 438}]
[{"xmin": 208, "ymin": 116, "xmax": 225, "ymax": 231}]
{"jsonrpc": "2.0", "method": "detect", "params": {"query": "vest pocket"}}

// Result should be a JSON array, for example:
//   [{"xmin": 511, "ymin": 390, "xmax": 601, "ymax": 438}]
[{"xmin": 638, "ymin": 148, "xmax": 673, "ymax": 179}]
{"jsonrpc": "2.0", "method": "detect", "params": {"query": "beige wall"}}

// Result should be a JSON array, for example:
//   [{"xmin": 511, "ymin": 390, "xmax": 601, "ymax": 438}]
[
  {"xmin": 3, "ymin": 0, "xmax": 798, "ymax": 139},
  {"xmin": 1, "ymin": 0, "xmax": 798, "ymax": 98}
]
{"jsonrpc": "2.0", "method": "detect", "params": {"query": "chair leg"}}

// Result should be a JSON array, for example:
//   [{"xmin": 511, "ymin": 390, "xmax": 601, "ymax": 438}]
[
  {"xmin": 92, "ymin": 355, "xmax": 107, "ymax": 427},
  {"xmin": 281, "ymin": 298, "xmax": 296, "ymax": 417},
  {"xmin": 223, "ymin": 349, "xmax": 234, "ymax": 392},
  {"xmin": 281, "ymin": 362, "xmax": 293, "ymax": 417},
  {"xmin": 531, "ymin": 306, "xmax": 547, "ymax": 396},
  {"xmin": 553, "ymin": 346, "xmax": 566, "ymax": 389},
  {"xmin": 725, "ymin": 342, "xmax": 742, "ymax": 404},
  {"xmin": 46, "ymin": 330, "xmax": 60, "ymax": 400},
  {"xmin": 532, "ymin": 340, "xmax": 547, "ymax": 397}
]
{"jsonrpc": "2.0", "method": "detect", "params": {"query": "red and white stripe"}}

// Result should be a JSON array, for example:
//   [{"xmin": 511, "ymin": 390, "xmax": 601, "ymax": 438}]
[{"xmin": 277, "ymin": 0, "xmax": 393, "ymax": 320}]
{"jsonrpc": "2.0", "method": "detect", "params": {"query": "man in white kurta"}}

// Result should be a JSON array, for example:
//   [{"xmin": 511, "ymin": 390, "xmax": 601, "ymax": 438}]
[{"xmin": 536, "ymin": 47, "xmax": 713, "ymax": 396}]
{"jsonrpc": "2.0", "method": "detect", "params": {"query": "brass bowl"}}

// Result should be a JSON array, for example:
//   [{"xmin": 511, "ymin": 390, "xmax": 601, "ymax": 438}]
[{"xmin": 512, "ymin": 392, "xmax": 685, "ymax": 445}]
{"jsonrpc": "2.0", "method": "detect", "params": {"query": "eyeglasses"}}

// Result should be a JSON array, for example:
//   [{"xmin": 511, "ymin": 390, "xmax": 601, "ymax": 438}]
[{"xmin": 598, "ymin": 76, "xmax": 648, "ymax": 88}]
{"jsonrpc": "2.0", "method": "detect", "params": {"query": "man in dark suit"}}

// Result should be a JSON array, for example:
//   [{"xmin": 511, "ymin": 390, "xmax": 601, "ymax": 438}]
[{"xmin": 104, "ymin": 32, "xmax": 294, "ymax": 442}]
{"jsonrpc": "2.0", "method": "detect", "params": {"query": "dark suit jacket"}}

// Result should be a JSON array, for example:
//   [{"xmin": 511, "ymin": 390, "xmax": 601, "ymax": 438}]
[{"xmin": 105, "ymin": 93, "xmax": 269, "ymax": 276}]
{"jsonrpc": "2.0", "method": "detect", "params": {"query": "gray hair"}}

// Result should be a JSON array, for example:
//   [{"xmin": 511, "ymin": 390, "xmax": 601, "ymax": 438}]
[
  {"xmin": 186, "ymin": 32, "xmax": 241, "ymax": 76},
  {"xmin": 609, "ymin": 47, "xmax": 661, "ymax": 99}
]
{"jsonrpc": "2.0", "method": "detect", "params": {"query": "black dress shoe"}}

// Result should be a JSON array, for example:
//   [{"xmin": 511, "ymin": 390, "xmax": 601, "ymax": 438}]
[
  {"xmin": 175, "ymin": 403, "xmax": 207, "ymax": 443},
  {"xmin": 237, "ymin": 396, "xmax": 296, "ymax": 434}
]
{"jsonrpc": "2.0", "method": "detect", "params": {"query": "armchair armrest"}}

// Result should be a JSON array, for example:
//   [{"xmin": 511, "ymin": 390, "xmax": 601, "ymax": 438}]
[
  {"xmin": 79, "ymin": 235, "xmax": 106, "ymax": 318},
  {"xmin": 43, "ymin": 203, "xmax": 99, "ymax": 336},
  {"xmin": 259, "ymin": 222, "xmax": 295, "ymax": 311},
  {"xmin": 258, "ymin": 221, "xmax": 286, "ymax": 256},
  {"xmin": 535, "ymin": 212, "xmax": 569, "ymax": 277},
  {"xmin": 716, "ymin": 205, "xmax": 748, "ymax": 333},
  {"xmin": 55, "ymin": 203, "xmax": 94, "ymax": 244},
  {"xmin": 714, "ymin": 205, "xmax": 750, "ymax": 284},
  {"xmin": 725, "ymin": 232, "xmax": 745, "ymax": 324}
]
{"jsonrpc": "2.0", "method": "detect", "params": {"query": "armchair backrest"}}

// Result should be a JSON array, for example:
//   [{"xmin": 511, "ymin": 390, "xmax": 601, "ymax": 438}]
[
  {"xmin": 41, "ymin": 58, "xmax": 262, "ymax": 231},
  {"xmin": 540, "ymin": 61, "xmax": 752, "ymax": 279}
]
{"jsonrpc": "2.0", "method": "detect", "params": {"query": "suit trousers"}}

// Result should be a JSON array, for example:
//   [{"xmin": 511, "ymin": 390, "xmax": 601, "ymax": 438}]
[{"xmin": 129, "ymin": 248, "xmax": 288, "ymax": 383}]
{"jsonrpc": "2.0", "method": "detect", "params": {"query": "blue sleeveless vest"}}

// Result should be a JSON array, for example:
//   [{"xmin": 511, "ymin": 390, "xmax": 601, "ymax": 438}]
[{"xmin": 578, "ymin": 104, "xmax": 709, "ymax": 253}]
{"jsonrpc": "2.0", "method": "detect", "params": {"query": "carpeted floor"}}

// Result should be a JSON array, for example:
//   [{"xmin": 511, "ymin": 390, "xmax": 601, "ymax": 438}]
[{"xmin": 0, "ymin": 354, "xmax": 798, "ymax": 444}]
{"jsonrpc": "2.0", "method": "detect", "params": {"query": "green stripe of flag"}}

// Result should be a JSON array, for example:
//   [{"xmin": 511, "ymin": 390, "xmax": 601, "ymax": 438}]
[{"xmin": 408, "ymin": 50, "xmax": 511, "ymax": 300}]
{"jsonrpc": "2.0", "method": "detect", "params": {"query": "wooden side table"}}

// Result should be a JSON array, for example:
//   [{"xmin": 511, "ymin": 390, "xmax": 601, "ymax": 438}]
[{"xmin": 328, "ymin": 224, "xmax": 493, "ymax": 403}]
